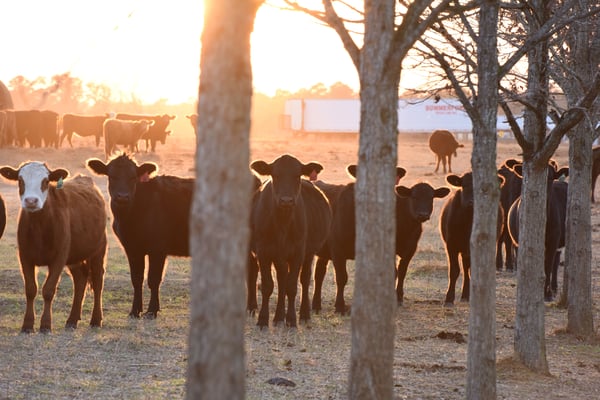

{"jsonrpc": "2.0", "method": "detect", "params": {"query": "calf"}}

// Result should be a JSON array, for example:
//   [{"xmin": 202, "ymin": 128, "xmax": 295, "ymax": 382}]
[
  {"xmin": 507, "ymin": 162, "xmax": 569, "ymax": 301},
  {"xmin": 87, "ymin": 154, "xmax": 193, "ymax": 318},
  {"xmin": 0, "ymin": 162, "xmax": 107, "ymax": 332},
  {"xmin": 428, "ymin": 129, "xmax": 464, "ymax": 173},
  {"xmin": 440, "ymin": 171, "xmax": 503, "ymax": 305},
  {"xmin": 60, "ymin": 114, "xmax": 108, "ymax": 147},
  {"xmin": 103, "ymin": 119, "xmax": 154, "ymax": 158},
  {"xmin": 250, "ymin": 154, "xmax": 331, "ymax": 327}
]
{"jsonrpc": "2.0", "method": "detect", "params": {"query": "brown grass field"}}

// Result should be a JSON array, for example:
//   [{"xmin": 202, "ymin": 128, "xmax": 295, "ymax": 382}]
[{"xmin": 0, "ymin": 128, "xmax": 599, "ymax": 399}]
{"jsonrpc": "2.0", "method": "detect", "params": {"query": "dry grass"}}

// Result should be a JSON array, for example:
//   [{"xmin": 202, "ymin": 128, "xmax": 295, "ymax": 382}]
[{"xmin": 0, "ymin": 131, "xmax": 599, "ymax": 399}]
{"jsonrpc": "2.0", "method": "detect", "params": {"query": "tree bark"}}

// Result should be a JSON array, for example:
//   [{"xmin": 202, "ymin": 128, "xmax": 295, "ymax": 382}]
[
  {"xmin": 186, "ymin": 1, "xmax": 262, "ymax": 399},
  {"xmin": 349, "ymin": 1, "xmax": 398, "ymax": 399},
  {"xmin": 467, "ymin": 1, "xmax": 499, "ymax": 398}
]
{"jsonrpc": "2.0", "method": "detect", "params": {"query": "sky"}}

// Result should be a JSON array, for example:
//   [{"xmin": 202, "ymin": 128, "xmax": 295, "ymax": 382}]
[{"xmin": 1, "ymin": 0, "xmax": 361, "ymax": 104}]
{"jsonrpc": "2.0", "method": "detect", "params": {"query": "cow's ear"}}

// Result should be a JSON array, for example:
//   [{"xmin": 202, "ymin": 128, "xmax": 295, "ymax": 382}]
[
  {"xmin": 512, "ymin": 165, "xmax": 523, "ymax": 178},
  {"xmin": 138, "ymin": 162, "xmax": 157, "ymax": 177},
  {"xmin": 446, "ymin": 174, "xmax": 462, "ymax": 187},
  {"xmin": 556, "ymin": 167, "xmax": 569, "ymax": 179},
  {"xmin": 347, "ymin": 164, "xmax": 357, "ymax": 178},
  {"xmin": 504, "ymin": 158, "xmax": 519, "ymax": 169},
  {"xmin": 395, "ymin": 186, "xmax": 411, "ymax": 198},
  {"xmin": 49, "ymin": 168, "xmax": 69, "ymax": 182},
  {"xmin": 86, "ymin": 159, "xmax": 108, "ymax": 176},
  {"xmin": 396, "ymin": 167, "xmax": 407, "ymax": 180},
  {"xmin": 0, "ymin": 166, "xmax": 19, "ymax": 181},
  {"xmin": 250, "ymin": 160, "xmax": 271, "ymax": 176},
  {"xmin": 498, "ymin": 174, "xmax": 506, "ymax": 187},
  {"xmin": 303, "ymin": 162, "xmax": 323, "ymax": 177},
  {"xmin": 434, "ymin": 187, "xmax": 451, "ymax": 198}
]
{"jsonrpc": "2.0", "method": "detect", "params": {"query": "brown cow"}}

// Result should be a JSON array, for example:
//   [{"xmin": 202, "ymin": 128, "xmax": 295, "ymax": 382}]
[
  {"xmin": 104, "ymin": 119, "xmax": 155, "ymax": 158},
  {"xmin": 0, "ymin": 162, "xmax": 107, "ymax": 333},
  {"xmin": 40, "ymin": 110, "xmax": 59, "ymax": 148},
  {"xmin": 429, "ymin": 129, "xmax": 464, "ymax": 173},
  {"xmin": 60, "ymin": 114, "xmax": 109, "ymax": 147},
  {"xmin": 115, "ymin": 113, "xmax": 176, "ymax": 152}
]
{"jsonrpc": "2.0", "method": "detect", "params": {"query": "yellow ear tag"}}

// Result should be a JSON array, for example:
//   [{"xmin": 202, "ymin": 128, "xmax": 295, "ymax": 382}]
[{"xmin": 57, "ymin": 177, "xmax": 64, "ymax": 189}]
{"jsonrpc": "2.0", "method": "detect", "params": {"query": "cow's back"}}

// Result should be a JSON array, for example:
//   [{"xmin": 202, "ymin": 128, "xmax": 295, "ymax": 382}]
[{"xmin": 440, "ymin": 189, "xmax": 471, "ymax": 251}]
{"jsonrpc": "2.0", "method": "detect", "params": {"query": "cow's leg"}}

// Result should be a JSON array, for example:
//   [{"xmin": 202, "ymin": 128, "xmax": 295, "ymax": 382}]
[
  {"xmin": 396, "ymin": 257, "xmax": 411, "ymax": 305},
  {"xmin": 66, "ymin": 262, "xmax": 88, "ymax": 329},
  {"xmin": 95, "ymin": 134, "xmax": 101, "ymax": 147},
  {"xmin": 246, "ymin": 252, "xmax": 259, "ymax": 315},
  {"xmin": 442, "ymin": 156, "xmax": 448, "ymax": 174},
  {"xmin": 447, "ymin": 155, "xmax": 453, "ymax": 173},
  {"xmin": 434, "ymin": 155, "xmax": 441, "ymax": 173},
  {"xmin": 299, "ymin": 255, "xmax": 313, "ymax": 322},
  {"xmin": 40, "ymin": 263, "xmax": 65, "ymax": 333},
  {"xmin": 146, "ymin": 253, "xmax": 167, "ymax": 318},
  {"xmin": 312, "ymin": 256, "xmax": 328, "ymax": 313},
  {"xmin": 543, "ymin": 247, "xmax": 556, "ymax": 301},
  {"xmin": 331, "ymin": 256, "xmax": 349, "ymax": 314},
  {"xmin": 126, "ymin": 252, "xmax": 146, "ymax": 318},
  {"xmin": 551, "ymin": 250, "xmax": 561, "ymax": 294},
  {"xmin": 272, "ymin": 261, "xmax": 288, "ymax": 325},
  {"xmin": 20, "ymin": 261, "xmax": 38, "ymax": 333},
  {"xmin": 285, "ymin": 261, "xmax": 301, "ymax": 327},
  {"xmin": 257, "ymin": 257, "xmax": 274, "ymax": 328},
  {"xmin": 444, "ymin": 250, "xmax": 461, "ymax": 305},
  {"xmin": 88, "ymin": 248, "xmax": 106, "ymax": 327},
  {"xmin": 460, "ymin": 251, "xmax": 471, "ymax": 302}
]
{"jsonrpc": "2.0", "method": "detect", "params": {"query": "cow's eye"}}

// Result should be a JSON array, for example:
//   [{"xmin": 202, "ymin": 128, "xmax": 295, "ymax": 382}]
[
  {"xmin": 18, "ymin": 177, "xmax": 24, "ymax": 196},
  {"xmin": 41, "ymin": 178, "xmax": 49, "ymax": 192}
]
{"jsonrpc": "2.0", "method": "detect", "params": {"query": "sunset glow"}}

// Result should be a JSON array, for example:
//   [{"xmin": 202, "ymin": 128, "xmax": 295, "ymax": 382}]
[{"xmin": 2, "ymin": 1, "xmax": 360, "ymax": 104}]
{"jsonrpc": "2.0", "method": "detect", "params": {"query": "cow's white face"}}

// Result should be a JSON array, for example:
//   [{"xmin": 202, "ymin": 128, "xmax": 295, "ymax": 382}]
[{"xmin": 18, "ymin": 162, "xmax": 52, "ymax": 212}]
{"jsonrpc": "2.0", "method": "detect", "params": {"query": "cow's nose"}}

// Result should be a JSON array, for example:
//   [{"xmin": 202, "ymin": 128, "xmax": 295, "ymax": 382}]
[
  {"xmin": 279, "ymin": 196, "xmax": 295, "ymax": 207},
  {"xmin": 24, "ymin": 197, "xmax": 39, "ymax": 208},
  {"xmin": 115, "ymin": 193, "xmax": 130, "ymax": 203}
]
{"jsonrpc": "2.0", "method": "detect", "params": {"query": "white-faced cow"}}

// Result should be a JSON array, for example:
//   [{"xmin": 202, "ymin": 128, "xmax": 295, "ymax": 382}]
[
  {"xmin": 87, "ymin": 154, "xmax": 193, "ymax": 318},
  {"xmin": 250, "ymin": 154, "xmax": 332, "ymax": 328},
  {"xmin": 103, "ymin": 119, "xmax": 155, "ymax": 158},
  {"xmin": 0, "ymin": 162, "xmax": 107, "ymax": 333},
  {"xmin": 429, "ymin": 129, "xmax": 464, "ymax": 173}
]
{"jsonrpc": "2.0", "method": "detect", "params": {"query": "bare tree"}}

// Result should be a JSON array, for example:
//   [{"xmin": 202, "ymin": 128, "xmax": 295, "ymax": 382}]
[
  {"xmin": 549, "ymin": 0, "xmax": 600, "ymax": 337},
  {"xmin": 282, "ymin": 1, "xmax": 451, "ymax": 397},
  {"xmin": 186, "ymin": 0, "xmax": 263, "ymax": 398}
]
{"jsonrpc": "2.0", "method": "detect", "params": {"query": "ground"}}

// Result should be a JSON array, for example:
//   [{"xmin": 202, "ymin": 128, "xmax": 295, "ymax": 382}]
[{"xmin": 0, "ymin": 130, "xmax": 598, "ymax": 399}]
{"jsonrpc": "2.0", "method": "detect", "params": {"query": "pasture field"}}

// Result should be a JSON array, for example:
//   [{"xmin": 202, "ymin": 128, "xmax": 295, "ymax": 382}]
[{"xmin": 0, "ymin": 130, "xmax": 599, "ymax": 399}]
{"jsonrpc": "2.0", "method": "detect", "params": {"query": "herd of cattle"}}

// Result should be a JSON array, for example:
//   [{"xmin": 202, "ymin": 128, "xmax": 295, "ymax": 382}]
[
  {"xmin": 0, "ymin": 130, "xmax": 599, "ymax": 332},
  {"xmin": 0, "ymin": 110, "xmax": 198, "ymax": 157}
]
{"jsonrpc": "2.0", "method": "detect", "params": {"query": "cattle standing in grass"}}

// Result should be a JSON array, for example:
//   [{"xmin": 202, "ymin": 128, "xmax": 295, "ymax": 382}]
[
  {"xmin": 115, "ymin": 113, "xmax": 176, "ymax": 152},
  {"xmin": 60, "ymin": 114, "xmax": 108, "ymax": 147},
  {"xmin": 507, "ymin": 162, "xmax": 569, "ymax": 301},
  {"xmin": 87, "ymin": 154, "xmax": 193, "ymax": 318},
  {"xmin": 429, "ymin": 129, "xmax": 464, "ymax": 173},
  {"xmin": 103, "ymin": 119, "xmax": 155, "ymax": 158},
  {"xmin": 0, "ymin": 162, "xmax": 107, "ymax": 332},
  {"xmin": 440, "ymin": 171, "xmax": 503, "ymax": 305},
  {"xmin": 250, "ymin": 154, "xmax": 332, "ymax": 327}
]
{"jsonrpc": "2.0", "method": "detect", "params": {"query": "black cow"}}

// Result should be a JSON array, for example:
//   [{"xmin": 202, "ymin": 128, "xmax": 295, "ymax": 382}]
[
  {"xmin": 87, "ymin": 154, "xmax": 193, "ymax": 318},
  {"xmin": 496, "ymin": 158, "xmax": 522, "ymax": 271},
  {"xmin": 250, "ymin": 154, "xmax": 332, "ymax": 327},
  {"xmin": 507, "ymin": 162, "xmax": 569, "ymax": 301},
  {"xmin": 440, "ymin": 171, "xmax": 503, "ymax": 306},
  {"xmin": 14, "ymin": 110, "xmax": 42, "ymax": 147},
  {"xmin": 591, "ymin": 146, "xmax": 600, "ymax": 203},
  {"xmin": 40, "ymin": 110, "xmax": 59, "ymax": 148}
]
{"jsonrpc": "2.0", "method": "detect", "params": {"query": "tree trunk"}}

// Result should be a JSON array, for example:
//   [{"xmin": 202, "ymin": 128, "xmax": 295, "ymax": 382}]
[
  {"xmin": 349, "ymin": 1, "xmax": 398, "ymax": 399},
  {"xmin": 467, "ymin": 1, "xmax": 499, "ymax": 398},
  {"xmin": 186, "ymin": 1, "xmax": 261, "ymax": 399},
  {"xmin": 564, "ymin": 125, "xmax": 595, "ymax": 335},
  {"xmin": 514, "ymin": 161, "xmax": 549, "ymax": 373}
]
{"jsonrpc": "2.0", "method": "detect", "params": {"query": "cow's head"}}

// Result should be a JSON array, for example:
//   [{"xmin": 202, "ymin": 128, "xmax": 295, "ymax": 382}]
[
  {"xmin": 395, "ymin": 182, "xmax": 450, "ymax": 222},
  {"xmin": 87, "ymin": 154, "xmax": 157, "ymax": 211},
  {"xmin": 446, "ymin": 171, "xmax": 474, "ymax": 208},
  {"xmin": 0, "ymin": 161, "xmax": 68, "ymax": 212},
  {"xmin": 251, "ymin": 154, "xmax": 322, "ymax": 209}
]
